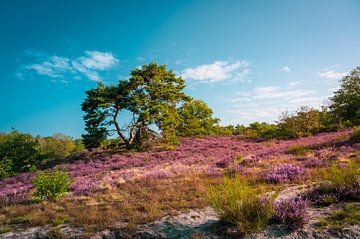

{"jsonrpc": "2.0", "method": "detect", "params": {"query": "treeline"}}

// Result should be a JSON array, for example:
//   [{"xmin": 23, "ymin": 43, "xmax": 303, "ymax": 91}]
[
  {"xmin": 0, "ymin": 131, "xmax": 83, "ymax": 179},
  {"xmin": 82, "ymin": 64, "xmax": 360, "ymax": 146},
  {"xmin": 211, "ymin": 66, "xmax": 360, "ymax": 139},
  {"xmin": 209, "ymin": 106, "xmax": 341, "ymax": 139}
]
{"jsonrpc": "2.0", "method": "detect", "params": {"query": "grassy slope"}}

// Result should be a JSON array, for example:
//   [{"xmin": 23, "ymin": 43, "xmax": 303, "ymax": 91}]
[{"xmin": 0, "ymin": 129, "xmax": 359, "ymax": 235}]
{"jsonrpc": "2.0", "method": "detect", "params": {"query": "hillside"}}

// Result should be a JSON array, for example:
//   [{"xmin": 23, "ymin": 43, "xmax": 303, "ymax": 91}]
[{"xmin": 1, "ymin": 129, "xmax": 359, "ymax": 238}]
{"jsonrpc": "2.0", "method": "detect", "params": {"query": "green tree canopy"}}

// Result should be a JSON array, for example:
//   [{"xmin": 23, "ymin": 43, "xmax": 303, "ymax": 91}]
[
  {"xmin": 81, "ymin": 63, "xmax": 190, "ymax": 149},
  {"xmin": 0, "ymin": 130, "xmax": 39, "ymax": 174},
  {"xmin": 278, "ymin": 106, "xmax": 325, "ymax": 138},
  {"xmin": 177, "ymin": 99, "xmax": 219, "ymax": 136},
  {"xmin": 330, "ymin": 66, "xmax": 360, "ymax": 125}
]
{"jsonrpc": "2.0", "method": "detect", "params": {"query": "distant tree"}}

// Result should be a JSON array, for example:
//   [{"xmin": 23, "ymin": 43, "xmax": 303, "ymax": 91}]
[
  {"xmin": 246, "ymin": 122, "xmax": 280, "ymax": 139},
  {"xmin": 177, "ymin": 99, "xmax": 219, "ymax": 136},
  {"xmin": 81, "ymin": 63, "xmax": 190, "ymax": 149},
  {"xmin": 37, "ymin": 133, "xmax": 76, "ymax": 162},
  {"xmin": 330, "ymin": 66, "xmax": 360, "ymax": 125},
  {"xmin": 318, "ymin": 106, "xmax": 339, "ymax": 131},
  {"xmin": 278, "ymin": 106, "xmax": 324, "ymax": 138},
  {"xmin": 232, "ymin": 124, "xmax": 246, "ymax": 135},
  {"xmin": 212, "ymin": 125, "xmax": 235, "ymax": 136},
  {"xmin": 72, "ymin": 139, "xmax": 85, "ymax": 154},
  {"xmin": 0, "ymin": 130, "xmax": 40, "ymax": 173}
]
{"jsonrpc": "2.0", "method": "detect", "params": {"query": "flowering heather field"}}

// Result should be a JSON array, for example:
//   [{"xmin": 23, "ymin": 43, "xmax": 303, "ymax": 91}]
[{"xmin": 0, "ymin": 129, "xmax": 357, "ymax": 203}]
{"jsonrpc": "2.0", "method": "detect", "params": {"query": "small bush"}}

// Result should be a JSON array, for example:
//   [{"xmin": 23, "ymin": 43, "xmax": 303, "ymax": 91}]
[
  {"xmin": 327, "ymin": 161, "xmax": 359, "ymax": 187},
  {"xmin": 265, "ymin": 164, "xmax": 308, "ymax": 183},
  {"xmin": 273, "ymin": 197, "xmax": 309, "ymax": 229},
  {"xmin": 235, "ymin": 155, "xmax": 244, "ymax": 164},
  {"xmin": 248, "ymin": 122, "xmax": 280, "ymax": 139},
  {"xmin": 305, "ymin": 162, "xmax": 360, "ymax": 204},
  {"xmin": 208, "ymin": 177, "xmax": 274, "ymax": 234},
  {"xmin": 286, "ymin": 145, "xmax": 311, "ymax": 156},
  {"xmin": 32, "ymin": 169, "xmax": 70, "ymax": 201},
  {"xmin": 37, "ymin": 136, "xmax": 72, "ymax": 162},
  {"xmin": 349, "ymin": 126, "xmax": 360, "ymax": 144},
  {"xmin": 212, "ymin": 125, "xmax": 235, "ymax": 136},
  {"xmin": 278, "ymin": 107, "xmax": 326, "ymax": 138},
  {"xmin": 317, "ymin": 194, "xmax": 338, "ymax": 206}
]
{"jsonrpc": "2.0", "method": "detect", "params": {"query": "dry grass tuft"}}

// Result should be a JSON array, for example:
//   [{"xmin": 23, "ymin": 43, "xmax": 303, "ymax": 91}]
[{"xmin": 0, "ymin": 174, "xmax": 222, "ymax": 233}]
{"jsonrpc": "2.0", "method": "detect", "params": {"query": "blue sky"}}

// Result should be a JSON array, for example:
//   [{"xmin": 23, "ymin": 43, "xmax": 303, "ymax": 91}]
[{"xmin": 1, "ymin": 0, "xmax": 359, "ymax": 138}]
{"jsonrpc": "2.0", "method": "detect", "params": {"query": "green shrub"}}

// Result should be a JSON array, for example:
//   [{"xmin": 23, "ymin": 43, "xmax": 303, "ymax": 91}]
[
  {"xmin": 32, "ymin": 169, "xmax": 71, "ymax": 201},
  {"xmin": 72, "ymin": 139, "xmax": 85, "ymax": 154},
  {"xmin": 241, "ymin": 128, "xmax": 259, "ymax": 139},
  {"xmin": 349, "ymin": 126, "xmax": 360, "ymax": 144},
  {"xmin": 235, "ymin": 155, "xmax": 244, "ymax": 164},
  {"xmin": 306, "ymin": 162, "xmax": 360, "ymax": 204},
  {"xmin": 0, "ymin": 157, "xmax": 13, "ymax": 179},
  {"xmin": 278, "ymin": 107, "xmax": 325, "ymax": 138},
  {"xmin": 248, "ymin": 122, "xmax": 280, "ymax": 139},
  {"xmin": 37, "ymin": 134, "xmax": 78, "ymax": 163},
  {"xmin": 327, "ymin": 161, "xmax": 359, "ymax": 187},
  {"xmin": 208, "ymin": 177, "xmax": 274, "ymax": 234},
  {"xmin": 286, "ymin": 145, "xmax": 311, "ymax": 156},
  {"xmin": 236, "ymin": 122, "xmax": 280, "ymax": 140},
  {"xmin": 0, "ymin": 130, "xmax": 40, "ymax": 173},
  {"xmin": 212, "ymin": 125, "xmax": 235, "ymax": 136}
]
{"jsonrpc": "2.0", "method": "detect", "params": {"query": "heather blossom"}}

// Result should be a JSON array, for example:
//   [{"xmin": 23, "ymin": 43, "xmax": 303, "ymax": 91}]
[
  {"xmin": 144, "ymin": 169, "xmax": 173, "ymax": 179},
  {"xmin": 265, "ymin": 164, "xmax": 308, "ymax": 183},
  {"xmin": 0, "ymin": 129, "xmax": 353, "ymax": 202},
  {"xmin": 71, "ymin": 176, "xmax": 99, "ymax": 195},
  {"xmin": 273, "ymin": 197, "xmax": 309, "ymax": 228}
]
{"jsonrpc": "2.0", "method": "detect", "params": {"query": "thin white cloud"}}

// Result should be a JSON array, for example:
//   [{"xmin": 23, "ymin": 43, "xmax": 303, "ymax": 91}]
[
  {"xmin": 25, "ymin": 50, "xmax": 118, "ymax": 82},
  {"xmin": 27, "ymin": 56, "xmax": 71, "ymax": 78},
  {"xmin": 289, "ymin": 96, "xmax": 322, "ymax": 104},
  {"xmin": 319, "ymin": 70, "xmax": 347, "ymax": 80},
  {"xmin": 71, "ymin": 61, "xmax": 101, "ymax": 82},
  {"xmin": 79, "ymin": 51, "xmax": 118, "ymax": 70},
  {"xmin": 282, "ymin": 66, "xmax": 291, "ymax": 72},
  {"xmin": 288, "ymin": 80, "xmax": 301, "ymax": 87},
  {"xmin": 231, "ymin": 86, "xmax": 315, "ymax": 102},
  {"xmin": 226, "ymin": 85, "xmax": 327, "ymax": 124},
  {"xmin": 181, "ymin": 60, "xmax": 251, "ymax": 83}
]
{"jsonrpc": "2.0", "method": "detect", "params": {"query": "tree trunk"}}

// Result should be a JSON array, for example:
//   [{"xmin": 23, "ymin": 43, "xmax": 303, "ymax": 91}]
[{"xmin": 113, "ymin": 107, "xmax": 131, "ymax": 150}]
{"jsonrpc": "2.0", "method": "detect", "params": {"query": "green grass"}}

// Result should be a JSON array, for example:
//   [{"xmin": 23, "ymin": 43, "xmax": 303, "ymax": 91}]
[
  {"xmin": 208, "ymin": 177, "xmax": 274, "ymax": 235},
  {"xmin": 349, "ymin": 126, "xmax": 360, "ymax": 144},
  {"xmin": 316, "ymin": 204, "xmax": 360, "ymax": 231},
  {"xmin": 327, "ymin": 161, "xmax": 359, "ymax": 187},
  {"xmin": 286, "ymin": 145, "xmax": 311, "ymax": 156},
  {"xmin": 235, "ymin": 155, "xmax": 244, "ymax": 163},
  {"xmin": 9, "ymin": 216, "xmax": 29, "ymax": 224},
  {"xmin": 0, "ymin": 227, "xmax": 12, "ymax": 234}
]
